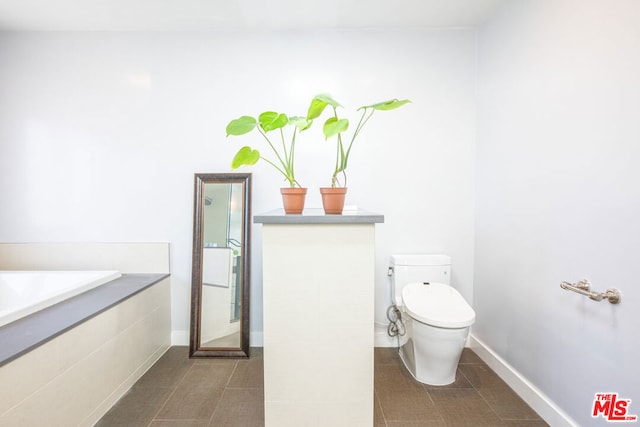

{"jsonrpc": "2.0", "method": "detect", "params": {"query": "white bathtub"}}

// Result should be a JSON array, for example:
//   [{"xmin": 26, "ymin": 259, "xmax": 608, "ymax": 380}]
[{"xmin": 0, "ymin": 270, "xmax": 121, "ymax": 328}]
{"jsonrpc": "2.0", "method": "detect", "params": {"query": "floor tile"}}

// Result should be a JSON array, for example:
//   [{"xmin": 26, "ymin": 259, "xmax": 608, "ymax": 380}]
[
  {"xmin": 97, "ymin": 346, "xmax": 548, "ymax": 426},
  {"xmin": 502, "ymin": 420, "xmax": 550, "ymax": 426},
  {"xmin": 227, "ymin": 351, "xmax": 264, "ymax": 388},
  {"xmin": 375, "ymin": 347, "xmax": 402, "ymax": 365},
  {"xmin": 96, "ymin": 386, "xmax": 173, "ymax": 426},
  {"xmin": 96, "ymin": 401, "xmax": 161, "ymax": 427},
  {"xmin": 476, "ymin": 382, "xmax": 542, "ymax": 420},
  {"xmin": 375, "ymin": 361, "xmax": 425, "ymax": 392},
  {"xmin": 458, "ymin": 348, "xmax": 484, "ymax": 365},
  {"xmin": 208, "ymin": 387, "xmax": 265, "ymax": 427},
  {"xmin": 428, "ymin": 388, "xmax": 505, "ymax": 427},
  {"xmin": 421, "ymin": 368, "xmax": 473, "ymax": 389},
  {"xmin": 458, "ymin": 363, "xmax": 543, "ymax": 422},
  {"xmin": 180, "ymin": 361, "xmax": 236, "ymax": 389},
  {"xmin": 155, "ymin": 385, "xmax": 223, "ymax": 421},
  {"xmin": 135, "ymin": 348, "xmax": 194, "ymax": 388},
  {"xmin": 458, "ymin": 363, "xmax": 507, "ymax": 389},
  {"xmin": 374, "ymin": 392, "xmax": 386, "ymax": 426},
  {"xmin": 150, "ymin": 421, "xmax": 209, "ymax": 426},
  {"xmin": 377, "ymin": 385, "xmax": 443, "ymax": 423},
  {"xmin": 386, "ymin": 421, "xmax": 454, "ymax": 426}
]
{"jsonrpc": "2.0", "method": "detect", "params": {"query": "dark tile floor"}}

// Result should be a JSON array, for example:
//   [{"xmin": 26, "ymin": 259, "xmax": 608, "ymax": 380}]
[{"xmin": 97, "ymin": 346, "xmax": 548, "ymax": 426}]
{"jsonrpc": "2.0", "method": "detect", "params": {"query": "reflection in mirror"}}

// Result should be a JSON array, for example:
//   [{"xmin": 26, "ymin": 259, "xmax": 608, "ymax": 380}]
[{"xmin": 190, "ymin": 173, "xmax": 251, "ymax": 358}]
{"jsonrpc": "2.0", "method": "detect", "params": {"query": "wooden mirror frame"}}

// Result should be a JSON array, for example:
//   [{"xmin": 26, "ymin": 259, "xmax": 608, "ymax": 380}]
[{"xmin": 189, "ymin": 173, "xmax": 251, "ymax": 358}]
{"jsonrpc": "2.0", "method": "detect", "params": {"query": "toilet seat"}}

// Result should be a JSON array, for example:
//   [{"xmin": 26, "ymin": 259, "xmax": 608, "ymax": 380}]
[{"xmin": 402, "ymin": 282, "xmax": 475, "ymax": 328}]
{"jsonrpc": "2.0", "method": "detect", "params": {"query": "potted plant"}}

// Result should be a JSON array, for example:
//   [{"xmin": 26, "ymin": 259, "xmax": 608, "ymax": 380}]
[
  {"xmin": 226, "ymin": 111, "xmax": 312, "ymax": 214},
  {"xmin": 306, "ymin": 94, "xmax": 411, "ymax": 214}
]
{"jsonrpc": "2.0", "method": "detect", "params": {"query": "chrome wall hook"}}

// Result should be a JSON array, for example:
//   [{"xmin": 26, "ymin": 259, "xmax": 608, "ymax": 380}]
[{"xmin": 560, "ymin": 280, "xmax": 621, "ymax": 304}]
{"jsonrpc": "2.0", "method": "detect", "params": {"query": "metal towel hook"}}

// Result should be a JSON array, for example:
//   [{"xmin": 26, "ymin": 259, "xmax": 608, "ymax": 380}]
[{"xmin": 560, "ymin": 279, "xmax": 621, "ymax": 304}]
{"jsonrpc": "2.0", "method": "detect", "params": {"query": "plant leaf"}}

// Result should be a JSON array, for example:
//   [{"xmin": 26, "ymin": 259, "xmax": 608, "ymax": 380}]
[
  {"xmin": 288, "ymin": 115, "xmax": 313, "ymax": 131},
  {"xmin": 323, "ymin": 117, "xmax": 349, "ymax": 139},
  {"xmin": 359, "ymin": 99, "xmax": 412, "ymax": 111},
  {"xmin": 315, "ymin": 93, "xmax": 341, "ymax": 107},
  {"xmin": 259, "ymin": 112, "xmax": 288, "ymax": 132},
  {"xmin": 307, "ymin": 94, "xmax": 341, "ymax": 120},
  {"xmin": 231, "ymin": 146, "xmax": 260, "ymax": 169},
  {"xmin": 307, "ymin": 98, "xmax": 327, "ymax": 120},
  {"xmin": 226, "ymin": 116, "xmax": 257, "ymax": 136}
]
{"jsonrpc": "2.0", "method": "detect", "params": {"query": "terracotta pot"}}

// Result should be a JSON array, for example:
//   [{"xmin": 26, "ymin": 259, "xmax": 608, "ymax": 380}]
[
  {"xmin": 280, "ymin": 187, "xmax": 307, "ymax": 214},
  {"xmin": 320, "ymin": 187, "xmax": 347, "ymax": 214}
]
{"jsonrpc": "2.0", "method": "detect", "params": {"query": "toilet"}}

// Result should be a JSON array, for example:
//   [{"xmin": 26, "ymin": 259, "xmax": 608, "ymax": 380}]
[{"xmin": 389, "ymin": 254, "xmax": 475, "ymax": 385}]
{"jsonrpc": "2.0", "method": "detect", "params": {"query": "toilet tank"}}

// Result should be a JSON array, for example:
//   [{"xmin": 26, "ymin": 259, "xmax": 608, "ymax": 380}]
[{"xmin": 390, "ymin": 254, "xmax": 451, "ymax": 305}]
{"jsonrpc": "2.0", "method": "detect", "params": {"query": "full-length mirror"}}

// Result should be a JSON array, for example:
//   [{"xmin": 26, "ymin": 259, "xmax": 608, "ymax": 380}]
[{"xmin": 190, "ymin": 173, "xmax": 251, "ymax": 358}]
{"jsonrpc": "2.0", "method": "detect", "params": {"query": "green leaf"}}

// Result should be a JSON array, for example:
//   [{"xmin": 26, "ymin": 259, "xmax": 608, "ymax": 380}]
[
  {"xmin": 315, "ymin": 94, "xmax": 341, "ymax": 107},
  {"xmin": 258, "ymin": 112, "xmax": 288, "ymax": 132},
  {"xmin": 307, "ymin": 94, "xmax": 341, "ymax": 120},
  {"xmin": 231, "ymin": 146, "xmax": 260, "ymax": 169},
  {"xmin": 288, "ymin": 115, "xmax": 313, "ymax": 131},
  {"xmin": 323, "ymin": 117, "xmax": 349, "ymax": 139},
  {"xmin": 359, "ymin": 99, "xmax": 412, "ymax": 111},
  {"xmin": 226, "ymin": 116, "xmax": 257, "ymax": 136},
  {"xmin": 307, "ymin": 98, "xmax": 327, "ymax": 120}
]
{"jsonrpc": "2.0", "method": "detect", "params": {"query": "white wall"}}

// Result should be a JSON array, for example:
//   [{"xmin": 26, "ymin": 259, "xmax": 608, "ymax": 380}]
[
  {"xmin": 0, "ymin": 30, "xmax": 477, "ymax": 346},
  {"xmin": 475, "ymin": 1, "xmax": 640, "ymax": 425}
]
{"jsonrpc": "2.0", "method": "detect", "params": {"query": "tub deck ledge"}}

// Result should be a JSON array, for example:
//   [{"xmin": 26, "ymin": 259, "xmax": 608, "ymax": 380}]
[{"xmin": 0, "ymin": 273, "xmax": 169, "ymax": 367}]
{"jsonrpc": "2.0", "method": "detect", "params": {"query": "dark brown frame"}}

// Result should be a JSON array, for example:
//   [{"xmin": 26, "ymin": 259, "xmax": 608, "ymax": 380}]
[{"xmin": 189, "ymin": 173, "xmax": 251, "ymax": 358}]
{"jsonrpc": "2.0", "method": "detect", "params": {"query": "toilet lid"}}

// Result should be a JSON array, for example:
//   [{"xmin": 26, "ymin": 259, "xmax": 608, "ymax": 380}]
[{"xmin": 402, "ymin": 282, "xmax": 476, "ymax": 328}]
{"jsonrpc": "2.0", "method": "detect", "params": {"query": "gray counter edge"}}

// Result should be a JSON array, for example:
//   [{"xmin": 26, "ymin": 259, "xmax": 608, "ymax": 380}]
[{"xmin": 254, "ymin": 209, "xmax": 384, "ymax": 224}]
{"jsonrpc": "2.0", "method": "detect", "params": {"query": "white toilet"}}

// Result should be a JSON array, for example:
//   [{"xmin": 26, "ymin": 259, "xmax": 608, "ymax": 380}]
[{"xmin": 389, "ymin": 254, "xmax": 475, "ymax": 386}]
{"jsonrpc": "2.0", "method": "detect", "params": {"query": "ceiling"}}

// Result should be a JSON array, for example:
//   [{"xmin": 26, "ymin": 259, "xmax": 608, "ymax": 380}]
[{"xmin": 0, "ymin": 0, "xmax": 504, "ymax": 31}]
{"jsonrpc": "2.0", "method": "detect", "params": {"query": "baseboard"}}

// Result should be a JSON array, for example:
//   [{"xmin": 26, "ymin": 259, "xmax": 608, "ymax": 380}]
[{"xmin": 469, "ymin": 334, "xmax": 578, "ymax": 427}]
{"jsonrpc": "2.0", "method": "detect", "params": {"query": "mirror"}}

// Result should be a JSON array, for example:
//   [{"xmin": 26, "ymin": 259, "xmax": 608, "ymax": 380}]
[{"xmin": 190, "ymin": 173, "xmax": 251, "ymax": 358}]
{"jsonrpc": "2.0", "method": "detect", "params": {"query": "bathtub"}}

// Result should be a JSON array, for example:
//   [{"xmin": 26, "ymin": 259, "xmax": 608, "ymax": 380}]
[{"xmin": 0, "ymin": 270, "xmax": 121, "ymax": 328}]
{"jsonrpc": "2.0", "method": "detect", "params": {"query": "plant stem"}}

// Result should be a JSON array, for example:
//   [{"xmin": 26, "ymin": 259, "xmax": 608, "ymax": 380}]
[
  {"xmin": 331, "ymin": 106, "xmax": 343, "ymax": 187},
  {"xmin": 344, "ymin": 107, "xmax": 375, "ymax": 168},
  {"xmin": 260, "ymin": 156, "xmax": 294, "ymax": 186},
  {"xmin": 289, "ymin": 129, "xmax": 297, "ymax": 184},
  {"xmin": 279, "ymin": 127, "xmax": 288, "ymax": 169},
  {"xmin": 257, "ymin": 126, "xmax": 289, "ymax": 177}
]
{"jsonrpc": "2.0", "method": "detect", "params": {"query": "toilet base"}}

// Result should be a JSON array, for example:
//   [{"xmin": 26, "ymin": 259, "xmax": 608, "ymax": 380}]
[
  {"xmin": 398, "ymin": 316, "xmax": 469, "ymax": 386},
  {"xmin": 399, "ymin": 342, "xmax": 456, "ymax": 386}
]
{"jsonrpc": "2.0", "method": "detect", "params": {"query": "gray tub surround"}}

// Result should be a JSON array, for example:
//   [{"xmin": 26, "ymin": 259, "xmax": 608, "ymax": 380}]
[
  {"xmin": 255, "ymin": 209, "xmax": 383, "ymax": 426},
  {"xmin": 0, "ymin": 273, "xmax": 168, "ymax": 367},
  {"xmin": 0, "ymin": 273, "xmax": 171, "ymax": 426}
]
